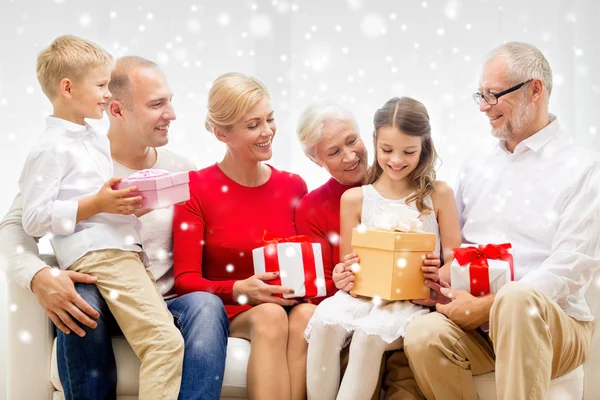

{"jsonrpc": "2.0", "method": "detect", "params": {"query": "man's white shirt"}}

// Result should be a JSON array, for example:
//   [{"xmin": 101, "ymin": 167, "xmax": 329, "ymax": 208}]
[
  {"xmin": 456, "ymin": 114, "xmax": 600, "ymax": 321},
  {"xmin": 18, "ymin": 116, "xmax": 142, "ymax": 269}
]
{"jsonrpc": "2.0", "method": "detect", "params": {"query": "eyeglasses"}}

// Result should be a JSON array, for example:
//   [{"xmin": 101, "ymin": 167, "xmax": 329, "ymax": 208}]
[{"xmin": 472, "ymin": 79, "xmax": 533, "ymax": 106}]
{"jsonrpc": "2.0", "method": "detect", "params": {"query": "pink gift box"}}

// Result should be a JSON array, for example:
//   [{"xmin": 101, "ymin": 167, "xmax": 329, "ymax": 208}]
[{"xmin": 113, "ymin": 169, "xmax": 190, "ymax": 209}]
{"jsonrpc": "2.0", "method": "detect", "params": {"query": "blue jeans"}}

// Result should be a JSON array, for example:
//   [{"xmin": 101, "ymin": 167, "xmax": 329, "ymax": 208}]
[{"xmin": 57, "ymin": 283, "xmax": 229, "ymax": 400}]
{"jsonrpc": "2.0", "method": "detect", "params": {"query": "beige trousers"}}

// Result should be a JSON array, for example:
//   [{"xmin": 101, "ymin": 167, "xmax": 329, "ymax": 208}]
[
  {"xmin": 70, "ymin": 249, "xmax": 184, "ymax": 400},
  {"xmin": 398, "ymin": 282, "xmax": 593, "ymax": 400}
]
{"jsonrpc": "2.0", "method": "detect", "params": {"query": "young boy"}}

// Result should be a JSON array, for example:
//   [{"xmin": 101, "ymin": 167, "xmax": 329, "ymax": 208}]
[{"xmin": 18, "ymin": 35, "xmax": 184, "ymax": 400}]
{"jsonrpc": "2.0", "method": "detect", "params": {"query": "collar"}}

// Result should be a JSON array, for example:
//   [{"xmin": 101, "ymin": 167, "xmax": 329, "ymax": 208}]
[
  {"xmin": 499, "ymin": 114, "xmax": 561, "ymax": 154},
  {"xmin": 46, "ymin": 116, "xmax": 92, "ymax": 134}
]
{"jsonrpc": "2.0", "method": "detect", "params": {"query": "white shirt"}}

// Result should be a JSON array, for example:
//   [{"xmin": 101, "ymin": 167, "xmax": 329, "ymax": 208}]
[
  {"xmin": 1, "ymin": 146, "xmax": 195, "ymax": 297},
  {"xmin": 17, "ymin": 117, "xmax": 142, "ymax": 269},
  {"xmin": 456, "ymin": 115, "xmax": 600, "ymax": 321}
]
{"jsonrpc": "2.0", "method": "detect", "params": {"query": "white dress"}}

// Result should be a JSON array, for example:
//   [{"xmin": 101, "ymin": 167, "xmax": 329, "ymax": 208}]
[{"xmin": 305, "ymin": 185, "xmax": 440, "ymax": 344}]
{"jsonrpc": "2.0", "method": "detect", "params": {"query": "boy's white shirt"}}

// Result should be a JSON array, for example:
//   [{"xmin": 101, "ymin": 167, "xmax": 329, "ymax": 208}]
[
  {"xmin": 18, "ymin": 116, "xmax": 142, "ymax": 269},
  {"xmin": 0, "ymin": 117, "xmax": 195, "ymax": 297}
]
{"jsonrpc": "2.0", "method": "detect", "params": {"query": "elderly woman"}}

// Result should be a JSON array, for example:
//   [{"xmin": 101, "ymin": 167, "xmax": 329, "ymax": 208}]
[
  {"xmin": 295, "ymin": 101, "xmax": 442, "ymax": 399},
  {"xmin": 173, "ymin": 72, "xmax": 315, "ymax": 400}
]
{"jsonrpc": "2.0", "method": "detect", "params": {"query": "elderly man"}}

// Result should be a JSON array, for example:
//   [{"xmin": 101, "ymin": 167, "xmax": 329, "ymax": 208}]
[
  {"xmin": 0, "ymin": 56, "xmax": 229, "ymax": 400},
  {"xmin": 399, "ymin": 42, "xmax": 600, "ymax": 400}
]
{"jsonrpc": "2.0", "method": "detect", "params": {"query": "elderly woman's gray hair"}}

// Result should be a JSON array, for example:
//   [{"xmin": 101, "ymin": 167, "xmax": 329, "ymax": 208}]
[
  {"xmin": 485, "ymin": 41, "xmax": 553, "ymax": 99},
  {"xmin": 296, "ymin": 100, "xmax": 359, "ymax": 158}
]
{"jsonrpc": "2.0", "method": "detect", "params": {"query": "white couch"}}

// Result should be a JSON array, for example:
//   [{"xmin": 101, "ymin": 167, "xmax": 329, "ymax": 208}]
[{"xmin": 5, "ymin": 264, "xmax": 600, "ymax": 400}]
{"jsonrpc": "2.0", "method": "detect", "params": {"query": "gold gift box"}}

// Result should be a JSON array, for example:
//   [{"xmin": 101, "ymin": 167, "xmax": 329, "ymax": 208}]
[{"xmin": 350, "ymin": 228, "xmax": 436, "ymax": 301}]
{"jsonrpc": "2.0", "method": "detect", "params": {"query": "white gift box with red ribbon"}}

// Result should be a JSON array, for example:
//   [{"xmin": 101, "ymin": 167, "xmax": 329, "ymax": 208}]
[
  {"xmin": 252, "ymin": 233, "xmax": 326, "ymax": 299},
  {"xmin": 450, "ymin": 243, "xmax": 514, "ymax": 296}
]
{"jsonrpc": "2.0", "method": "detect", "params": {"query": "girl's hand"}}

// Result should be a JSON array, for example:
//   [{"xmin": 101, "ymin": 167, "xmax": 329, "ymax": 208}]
[
  {"xmin": 421, "ymin": 252, "xmax": 441, "ymax": 283},
  {"xmin": 333, "ymin": 253, "xmax": 359, "ymax": 297},
  {"xmin": 232, "ymin": 272, "xmax": 298, "ymax": 307}
]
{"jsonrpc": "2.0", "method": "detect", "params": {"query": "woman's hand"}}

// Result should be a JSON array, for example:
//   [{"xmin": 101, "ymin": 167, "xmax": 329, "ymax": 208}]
[
  {"xmin": 232, "ymin": 272, "xmax": 298, "ymax": 306},
  {"xmin": 421, "ymin": 252, "xmax": 441, "ymax": 282},
  {"xmin": 333, "ymin": 253, "xmax": 359, "ymax": 296}
]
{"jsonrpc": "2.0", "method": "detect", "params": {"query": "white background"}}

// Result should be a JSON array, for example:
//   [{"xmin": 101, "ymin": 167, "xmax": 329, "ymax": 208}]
[{"xmin": 1, "ymin": 0, "xmax": 600, "ymax": 397}]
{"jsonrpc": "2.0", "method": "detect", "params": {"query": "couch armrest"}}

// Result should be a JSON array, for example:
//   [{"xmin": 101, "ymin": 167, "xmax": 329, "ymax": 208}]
[{"xmin": 7, "ymin": 278, "xmax": 55, "ymax": 399}]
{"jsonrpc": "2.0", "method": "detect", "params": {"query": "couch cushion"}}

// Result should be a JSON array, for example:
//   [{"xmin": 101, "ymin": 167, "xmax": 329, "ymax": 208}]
[
  {"xmin": 474, "ymin": 365, "xmax": 584, "ymax": 400},
  {"xmin": 51, "ymin": 336, "xmax": 251, "ymax": 398}
]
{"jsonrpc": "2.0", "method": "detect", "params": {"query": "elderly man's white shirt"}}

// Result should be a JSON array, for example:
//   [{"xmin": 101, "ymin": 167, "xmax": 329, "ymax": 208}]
[
  {"xmin": 18, "ymin": 117, "xmax": 142, "ymax": 269},
  {"xmin": 456, "ymin": 115, "xmax": 600, "ymax": 321}
]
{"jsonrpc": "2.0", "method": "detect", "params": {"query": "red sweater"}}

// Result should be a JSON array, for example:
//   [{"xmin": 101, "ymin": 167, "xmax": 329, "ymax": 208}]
[
  {"xmin": 173, "ymin": 163, "xmax": 307, "ymax": 321},
  {"xmin": 295, "ymin": 177, "xmax": 360, "ymax": 303}
]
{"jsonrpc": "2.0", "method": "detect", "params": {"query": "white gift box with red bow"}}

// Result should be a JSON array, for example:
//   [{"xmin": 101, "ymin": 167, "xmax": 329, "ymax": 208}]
[
  {"xmin": 450, "ymin": 243, "xmax": 514, "ymax": 296},
  {"xmin": 252, "ymin": 236, "xmax": 326, "ymax": 299}
]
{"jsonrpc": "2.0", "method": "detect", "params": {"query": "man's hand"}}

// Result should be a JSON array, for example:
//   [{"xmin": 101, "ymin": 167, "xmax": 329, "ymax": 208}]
[
  {"xmin": 412, "ymin": 279, "xmax": 452, "ymax": 307},
  {"xmin": 435, "ymin": 286, "xmax": 495, "ymax": 330},
  {"xmin": 31, "ymin": 267, "xmax": 100, "ymax": 336}
]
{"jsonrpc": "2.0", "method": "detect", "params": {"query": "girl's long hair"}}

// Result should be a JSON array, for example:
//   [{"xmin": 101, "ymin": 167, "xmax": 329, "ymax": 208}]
[{"xmin": 366, "ymin": 97, "xmax": 439, "ymax": 214}]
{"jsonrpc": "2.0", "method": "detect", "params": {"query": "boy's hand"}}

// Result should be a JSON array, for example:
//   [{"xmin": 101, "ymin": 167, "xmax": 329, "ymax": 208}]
[{"xmin": 94, "ymin": 177, "xmax": 144, "ymax": 215}]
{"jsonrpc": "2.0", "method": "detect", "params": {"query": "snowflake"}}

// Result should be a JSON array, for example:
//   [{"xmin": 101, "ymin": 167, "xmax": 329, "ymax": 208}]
[
  {"xmin": 421, "ymin": 1, "xmax": 428, "ymax": 8},
  {"xmin": 79, "ymin": 14, "xmax": 91, "ymax": 27},
  {"xmin": 335, "ymin": 25, "xmax": 342, "ymax": 32},
  {"xmin": 16, "ymin": 245, "xmax": 24, "ymax": 254},
  {"xmin": 397, "ymin": 258, "xmax": 407, "ymax": 268},
  {"xmin": 436, "ymin": 28, "xmax": 445, "ymax": 37},
  {"xmin": 351, "ymin": 263, "xmax": 360, "ymax": 273},
  {"xmin": 18, "ymin": 330, "xmax": 32, "ymax": 344},
  {"xmin": 156, "ymin": 249, "xmax": 168, "ymax": 260},
  {"xmin": 328, "ymin": 232, "xmax": 340, "ymax": 245},
  {"xmin": 109, "ymin": 290, "xmax": 119, "ymax": 299},
  {"xmin": 180, "ymin": 222, "xmax": 189, "ymax": 231},
  {"xmin": 237, "ymin": 294, "xmax": 248, "ymax": 305},
  {"xmin": 9, "ymin": 304, "xmax": 17, "ymax": 312},
  {"xmin": 187, "ymin": 19, "xmax": 201, "ymax": 33},
  {"xmin": 234, "ymin": 348, "xmax": 248, "ymax": 360},
  {"xmin": 285, "ymin": 246, "xmax": 296, "ymax": 258},
  {"xmin": 389, "ymin": 13, "xmax": 397, "ymax": 20},
  {"xmin": 315, "ymin": 277, "xmax": 325, "ymax": 288},
  {"xmin": 444, "ymin": 0, "xmax": 459, "ymax": 20},
  {"xmin": 50, "ymin": 268, "xmax": 60, "ymax": 277},
  {"xmin": 218, "ymin": 13, "xmax": 230, "ymax": 26},
  {"xmin": 221, "ymin": 185, "xmax": 228, "ymax": 193},
  {"xmin": 372, "ymin": 296, "xmax": 382, "ymax": 306},
  {"xmin": 528, "ymin": 306, "xmax": 539, "ymax": 317},
  {"xmin": 146, "ymin": 13, "xmax": 154, "ymax": 20},
  {"xmin": 138, "ymin": 25, "xmax": 146, "ymax": 32},
  {"xmin": 356, "ymin": 223, "xmax": 367, "ymax": 234},
  {"xmin": 124, "ymin": 235, "xmax": 135, "ymax": 245},
  {"xmin": 280, "ymin": 270, "xmax": 288, "ymax": 278},
  {"xmin": 360, "ymin": 14, "xmax": 386, "ymax": 39},
  {"xmin": 249, "ymin": 14, "xmax": 272, "ymax": 38}
]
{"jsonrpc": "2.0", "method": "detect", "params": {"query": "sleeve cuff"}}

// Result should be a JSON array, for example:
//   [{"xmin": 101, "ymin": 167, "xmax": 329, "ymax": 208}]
[
  {"xmin": 51, "ymin": 200, "xmax": 79, "ymax": 235},
  {"xmin": 518, "ymin": 268, "xmax": 567, "ymax": 302},
  {"xmin": 223, "ymin": 280, "xmax": 238, "ymax": 305}
]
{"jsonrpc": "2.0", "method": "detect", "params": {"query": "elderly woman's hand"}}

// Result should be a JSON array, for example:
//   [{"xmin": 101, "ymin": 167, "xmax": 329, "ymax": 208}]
[
  {"xmin": 421, "ymin": 252, "xmax": 441, "ymax": 282},
  {"xmin": 333, "ymin": 253, "xmax": 360, "ymax": 294}
]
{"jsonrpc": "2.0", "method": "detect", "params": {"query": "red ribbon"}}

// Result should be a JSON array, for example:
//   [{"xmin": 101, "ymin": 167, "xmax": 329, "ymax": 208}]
[
  {"xmin": 261, "ymin": 231, "xmax": 319, "ymax": 298},
  {"xmin": 452, "ymin": 243, "xmax": 514, "ymax": 296}
]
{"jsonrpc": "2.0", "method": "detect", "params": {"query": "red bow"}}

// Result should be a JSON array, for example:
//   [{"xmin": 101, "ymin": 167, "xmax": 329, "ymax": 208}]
[
  {"xmin": 453, "ymin": 243, "xmax": 514, "ymax": 296},
  {"xmin": 261, "ymin": 230, "xmax": 319, "ymax": 298},
  {"xmin": 262, "ymin": 230, "xmax": 312, "ymax": 244}
]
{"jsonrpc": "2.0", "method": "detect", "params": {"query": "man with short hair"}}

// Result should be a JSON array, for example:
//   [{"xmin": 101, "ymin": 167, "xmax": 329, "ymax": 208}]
[
  {"xmin": 399, "ymin": 41, "xmax": 600, "ymax": 400},
  {"xmin": 0, "ymin": 55, "xmax": 229, "ymax": 400}
]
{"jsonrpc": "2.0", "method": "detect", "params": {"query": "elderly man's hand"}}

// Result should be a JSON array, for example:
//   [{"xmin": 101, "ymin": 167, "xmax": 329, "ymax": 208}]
[{"xmin": 435, "ymin": 286, "xmax": 495, "ymax": 331}]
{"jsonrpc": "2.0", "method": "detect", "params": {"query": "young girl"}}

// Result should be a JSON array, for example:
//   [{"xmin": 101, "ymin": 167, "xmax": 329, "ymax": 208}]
[{"xmin": 305, "ymin": 97, "xmax": 462, "ymax": 400}]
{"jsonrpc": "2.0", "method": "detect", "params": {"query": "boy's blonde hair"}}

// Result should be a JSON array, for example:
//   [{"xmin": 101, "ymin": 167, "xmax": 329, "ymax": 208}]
[{"xmin": 36, "ymin": 35, "xmax": 113, "ymax": 100}]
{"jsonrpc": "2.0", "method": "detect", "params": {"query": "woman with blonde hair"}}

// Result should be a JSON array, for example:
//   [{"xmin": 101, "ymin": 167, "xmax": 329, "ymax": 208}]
[{"xmin": 173, "ymin": 72, "xmax": 313, "ymax": 400}]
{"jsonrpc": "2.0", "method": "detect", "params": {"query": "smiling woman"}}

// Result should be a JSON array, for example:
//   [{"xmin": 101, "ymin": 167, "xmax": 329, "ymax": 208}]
[{"xmin": 172, "ymin": 72, "xmax": 313, "ymax": 400}]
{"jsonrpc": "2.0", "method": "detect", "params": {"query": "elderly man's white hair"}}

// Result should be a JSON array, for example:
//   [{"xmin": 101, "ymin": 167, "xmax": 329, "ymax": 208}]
[
  {"xmin": 297, "ymin": 100, "xmax": 359, "ymax": 158},
  {"xmin": 484, "ymin": 41, "xmax": 553, "ymax": 99}
]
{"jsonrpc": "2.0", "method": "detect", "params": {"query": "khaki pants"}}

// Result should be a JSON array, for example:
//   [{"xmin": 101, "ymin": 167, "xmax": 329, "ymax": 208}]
[
  {"xmin": 398, "ymin": 282, "xmax": 593, "ymax": 400},
  {"xmin": 70, "ymin": 249, "xmax": 184, "ymax": 400}
]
